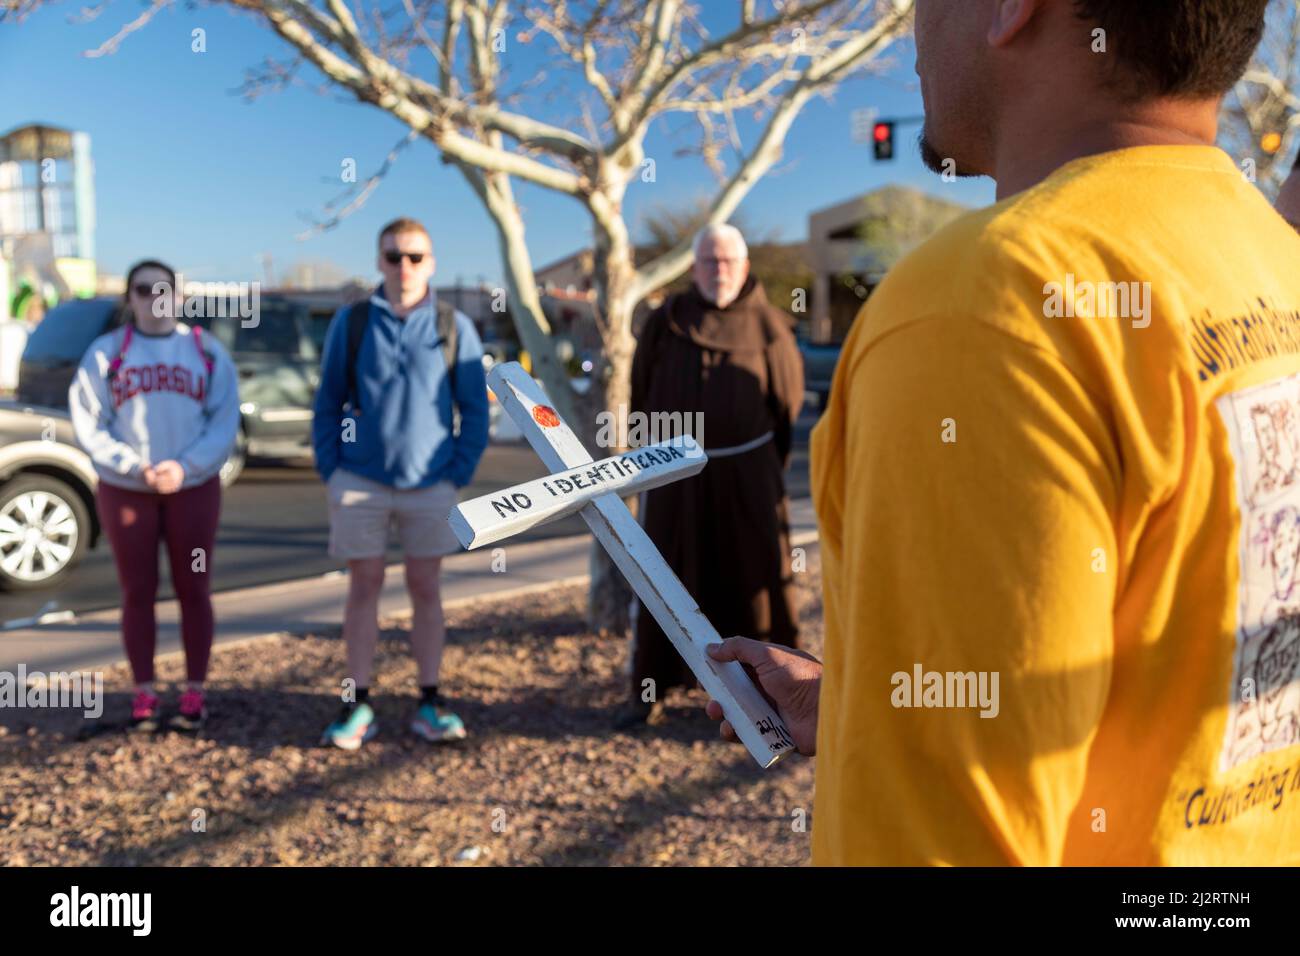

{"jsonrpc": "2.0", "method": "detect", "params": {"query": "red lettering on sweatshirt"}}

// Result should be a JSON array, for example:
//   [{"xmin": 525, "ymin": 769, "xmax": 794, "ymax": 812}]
[{"xmin": 110, "ymin": 363, "xmax": 206, "ymax": 409}]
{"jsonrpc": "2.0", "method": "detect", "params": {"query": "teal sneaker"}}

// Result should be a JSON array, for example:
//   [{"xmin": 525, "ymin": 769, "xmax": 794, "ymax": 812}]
[
  {"xmin": 321, "ymin": 703, "xmax": 378, "ymax": 751},
  {"xmin": 410, "ymin": 699, "xmax": 467, "ymax": 743}
]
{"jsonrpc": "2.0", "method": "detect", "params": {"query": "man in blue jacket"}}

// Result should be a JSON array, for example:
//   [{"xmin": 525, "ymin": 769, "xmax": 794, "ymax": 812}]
[{"xmin": 313, "ymin": 217, "xmax": 490, "ymax": 749}]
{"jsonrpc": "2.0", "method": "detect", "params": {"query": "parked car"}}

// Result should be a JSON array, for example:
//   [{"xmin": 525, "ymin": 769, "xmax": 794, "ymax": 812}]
[
  {"xmin": 276, "ymin": 287, "xmax": 362, "ymax": 356},
  {"xmin": 0, "ymin": 401, "xmax": 99, "ymax": 590},
  {"xmin": 18, "ymin": 295, "xmax": 322, "ymax": 484},
  {"xmin": 799, "ymin": 338, "xmax": 842, "ymax": 411}
]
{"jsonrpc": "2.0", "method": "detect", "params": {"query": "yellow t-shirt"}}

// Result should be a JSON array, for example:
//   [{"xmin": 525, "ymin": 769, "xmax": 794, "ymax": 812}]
[{"xmin": 811, "ymin": 145, "xmax": 1300, "ymax": 866}]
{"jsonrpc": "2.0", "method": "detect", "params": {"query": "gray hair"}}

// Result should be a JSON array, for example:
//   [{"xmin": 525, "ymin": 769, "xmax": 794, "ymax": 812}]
[{"xmin": 692, "ymin": 223, "xmax": 749, "ymax": 260}]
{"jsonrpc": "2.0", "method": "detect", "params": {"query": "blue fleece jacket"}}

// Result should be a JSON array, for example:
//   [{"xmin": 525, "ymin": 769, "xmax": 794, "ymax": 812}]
[{"xmin": 311, "ymin": 286, "xmax": 490, "ymax": 489}]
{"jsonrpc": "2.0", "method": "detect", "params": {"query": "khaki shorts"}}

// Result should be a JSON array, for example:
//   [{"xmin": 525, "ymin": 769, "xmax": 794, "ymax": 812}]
[{"xmin": 326, "ymin": 468, "xmax": 462, "ymax": 560}]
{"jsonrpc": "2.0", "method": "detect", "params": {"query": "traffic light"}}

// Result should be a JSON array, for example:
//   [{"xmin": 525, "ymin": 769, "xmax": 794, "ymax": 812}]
[{"xmin": 873, "ymin": 121, "xmax": 896, "ymax": 161}]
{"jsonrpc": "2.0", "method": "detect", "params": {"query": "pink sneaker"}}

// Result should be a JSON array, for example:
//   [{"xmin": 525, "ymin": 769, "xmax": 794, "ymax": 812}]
[
  {"xmin": 170, "ymin": 688, "xmax": 207, "ymax": 732},
  {"xmin": 129, "ymin": 691, "xmax": 160, "ymax": 733}
]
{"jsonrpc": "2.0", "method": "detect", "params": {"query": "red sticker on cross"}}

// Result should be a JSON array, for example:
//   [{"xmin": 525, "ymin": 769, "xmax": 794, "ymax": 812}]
[{"xmin": 532, "ymin": 405, "xmax": 560, "ymax": 428}]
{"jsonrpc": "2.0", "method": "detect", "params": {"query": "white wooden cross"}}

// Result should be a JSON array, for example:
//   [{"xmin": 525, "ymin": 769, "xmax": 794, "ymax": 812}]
[{"xmin": 449, "ymin": 362, "xmax": 796, "ymax": 768}]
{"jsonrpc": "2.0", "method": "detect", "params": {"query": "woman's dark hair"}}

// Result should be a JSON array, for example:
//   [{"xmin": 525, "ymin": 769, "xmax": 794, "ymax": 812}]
[
  {"xmin": 118, "ymin": 259, "xmax": 177, "ymax": 327},
  {"xmin": 1074, "ymin": 0, "xmax": 1270, "ymax": 100},
  {"xmin": 122, "ymin": 260, "xmax": 177, "ymax": 304}
]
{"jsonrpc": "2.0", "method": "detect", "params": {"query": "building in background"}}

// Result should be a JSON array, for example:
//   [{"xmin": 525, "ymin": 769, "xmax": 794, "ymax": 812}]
[
  {"xmin": 534, "ymin": 249, "xmax": 599, "ymax": 298},
  {"xmin": 535, "ymin": 239, "xmax": 813, "ymax": 341},
  {"xmin": 0, "ymin": 124, "xmax": 97, "ymax": 323},
  {"xmin": 539, "ymin": 186, "xmax": 972, "ymax": 349},
  {"xmin": 807, "ymin": 185, "xmax": 968, "ymax": 342}
]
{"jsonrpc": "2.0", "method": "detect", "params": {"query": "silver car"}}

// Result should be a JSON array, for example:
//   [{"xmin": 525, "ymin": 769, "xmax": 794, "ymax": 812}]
[{"xmin": 0, "ymin": 401, "xmax": 99, "ymax": 590}]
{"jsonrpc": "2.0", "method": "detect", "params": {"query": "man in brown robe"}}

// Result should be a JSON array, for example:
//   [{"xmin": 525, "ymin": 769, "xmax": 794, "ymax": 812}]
[
  {"xmin": 615, "ymin": 223, "xmax": 805, "ymax": 727},
  {"xmin": 1278, "ymin": 152, "xmax": 1300, "ymax": 233}
]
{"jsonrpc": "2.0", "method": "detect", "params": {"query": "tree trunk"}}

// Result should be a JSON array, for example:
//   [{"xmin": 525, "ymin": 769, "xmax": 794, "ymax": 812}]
[
  {"xmin": 583, "ymin": 179, "xmax": 640, "ymax": 635},
  {"xmin": 578, "ymin": 315, "xmax": 637, "ymax": 636},
  {"xmin": 459, "ymin": 164, "xmax": 578, "ymax": 424},
  {"xmin": 462, "ymin": 161, "xmax": 644, "ymax": 635}
]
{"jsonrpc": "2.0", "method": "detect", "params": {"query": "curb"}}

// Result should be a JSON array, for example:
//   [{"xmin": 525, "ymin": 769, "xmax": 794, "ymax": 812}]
[
  {"xmin": 141, "ymin": 572, "xmax": 596, "ymax": 670},
  {"xmin": 142, "ymin": 530, "xmax": 821, "ymax": 670}
]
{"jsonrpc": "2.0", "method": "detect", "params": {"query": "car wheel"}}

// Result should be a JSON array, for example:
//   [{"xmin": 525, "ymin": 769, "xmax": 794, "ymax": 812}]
[
  {"xmin": 220, "ymin": 429, "xmax": 247, "ymax": 488},
  {"xmin": 0, "ymin": 474, "xmax": 90, "ymax": 591}
]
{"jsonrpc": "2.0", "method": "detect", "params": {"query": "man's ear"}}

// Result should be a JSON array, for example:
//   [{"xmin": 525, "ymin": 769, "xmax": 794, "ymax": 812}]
[{"xmin": 988, "ymin": 0, "xmax": 1040, "ymax": 48}]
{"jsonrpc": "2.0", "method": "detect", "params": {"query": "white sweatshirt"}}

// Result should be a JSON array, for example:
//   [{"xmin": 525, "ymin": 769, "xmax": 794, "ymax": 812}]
[{"xmin": 69, "ymin": 322, "xmax": 240, "ymax": 492}]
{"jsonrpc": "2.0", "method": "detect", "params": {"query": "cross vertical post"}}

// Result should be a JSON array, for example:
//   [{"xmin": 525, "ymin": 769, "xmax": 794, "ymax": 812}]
[{"xmin": 449, "ymin": 362, "xmax": 796, "ymax": 768}]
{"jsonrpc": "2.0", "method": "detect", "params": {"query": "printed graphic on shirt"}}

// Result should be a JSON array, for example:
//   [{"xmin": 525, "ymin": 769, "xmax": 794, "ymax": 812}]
[
  {"xmin": 1217, "ymin": 375, "xmax": 1300, "ymax": 771},
  {"xmin": 110, "ymin": 363, "xmax": 207, "ymax": 410},
  {"xmin": 1186, "ymin": 301, "xmax": 1300, "ymax": 383}
]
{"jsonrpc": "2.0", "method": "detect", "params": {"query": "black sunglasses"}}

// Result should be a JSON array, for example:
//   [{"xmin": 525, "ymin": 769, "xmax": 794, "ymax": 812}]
[
  {"xmin": 132, "ymin": 282, "xmax": 166, "ymax": 297},
  {"xmin": 384, "ymin": 251, "xmax": 426, "ymax": 265}
]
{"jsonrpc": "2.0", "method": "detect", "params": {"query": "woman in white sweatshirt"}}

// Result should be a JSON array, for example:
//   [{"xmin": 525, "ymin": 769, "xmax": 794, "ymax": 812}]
[{"xmin": 69, "ymin": 260, "xmax": 240, "ymax": 733}]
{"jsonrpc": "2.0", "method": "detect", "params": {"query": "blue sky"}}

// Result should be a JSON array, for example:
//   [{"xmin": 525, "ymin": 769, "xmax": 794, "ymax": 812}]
[{"xmin": 1, "ymin": 2, "xmax": 996, "ymax": 286}]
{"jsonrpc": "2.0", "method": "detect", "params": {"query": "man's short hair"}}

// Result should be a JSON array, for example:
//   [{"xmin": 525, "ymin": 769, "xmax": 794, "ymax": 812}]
[
  {"xmin": 692, "ymin": 223, "xmax": 749, "ymax": 260},
  {"xmin": 378, "ymin": 217, "xmax": 432, "ymax": 249},
  {"xmin": 1073, "ymin": 0, "xmax": 1269, "ymax": 100}
]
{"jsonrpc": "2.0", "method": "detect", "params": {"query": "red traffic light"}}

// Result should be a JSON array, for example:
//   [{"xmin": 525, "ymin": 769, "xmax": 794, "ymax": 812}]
[{"xmin": 872, "ymin": 120, "xmax": 896, "ymax": 160}]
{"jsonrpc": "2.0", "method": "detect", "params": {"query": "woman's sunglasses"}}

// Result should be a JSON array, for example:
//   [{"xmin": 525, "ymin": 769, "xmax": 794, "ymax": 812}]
[
  {"xmin": 384, "ymin": 251, "xmax": 426, "ymax": 265},
  {"xmin": 132, "ymin": 282, "xmax": 168, "ymax": 298}
]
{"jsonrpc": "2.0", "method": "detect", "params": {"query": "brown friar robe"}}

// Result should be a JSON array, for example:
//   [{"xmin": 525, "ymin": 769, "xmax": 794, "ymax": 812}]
[{"xmin": 628, "ymin": 275, "xmax": 805, "ymax": 699}]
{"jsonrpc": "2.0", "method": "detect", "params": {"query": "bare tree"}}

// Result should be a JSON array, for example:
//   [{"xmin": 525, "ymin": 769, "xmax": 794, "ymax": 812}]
[
  {"xmin": 7, "ymin": 0, "xmax": 916, "ymax": 630},
  {"xmin": 1222, "ymin": 0, "xmax": 1300, "ymax": 198}
]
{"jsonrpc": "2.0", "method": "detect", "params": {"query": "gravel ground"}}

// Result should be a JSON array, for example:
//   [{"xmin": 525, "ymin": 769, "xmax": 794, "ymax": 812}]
[{"xmin": 0, "ymin": 555, "xmax": 822, "ymax": 866}]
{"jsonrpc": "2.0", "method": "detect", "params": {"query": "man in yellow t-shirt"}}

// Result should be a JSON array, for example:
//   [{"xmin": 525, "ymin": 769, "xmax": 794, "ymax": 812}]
[{"xmin": 705, "ymin": 0, "xmax": 1300, "ymax": 865}]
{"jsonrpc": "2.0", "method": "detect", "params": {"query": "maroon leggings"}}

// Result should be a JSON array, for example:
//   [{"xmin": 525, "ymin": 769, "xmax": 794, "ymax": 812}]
[{"xmin": 96, "ymin": 476, "xmax": 222, "ymax": 684}]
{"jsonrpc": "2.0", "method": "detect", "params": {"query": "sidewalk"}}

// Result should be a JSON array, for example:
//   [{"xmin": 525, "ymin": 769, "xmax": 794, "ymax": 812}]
[{"xmin": 0, "ymin": 497, "xmax": 819, "ymax": 675}]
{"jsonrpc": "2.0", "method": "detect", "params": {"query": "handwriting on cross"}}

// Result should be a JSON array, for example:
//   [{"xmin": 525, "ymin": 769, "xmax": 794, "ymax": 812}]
[{"xmin": 448, "ymin": 362, "xmax": 795, "ymax": 768}]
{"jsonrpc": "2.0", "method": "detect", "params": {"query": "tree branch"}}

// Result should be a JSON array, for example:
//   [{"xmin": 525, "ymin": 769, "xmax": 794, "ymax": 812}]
[
  {"xmin": 295, "ymin": 128, "xmax": 421, "ymax": 239},
  {"xmin": 612, "ymin": 0, "xmax": 847, "ymax": 149},
  {"xmin": 629, "ymin": 0, "xmax": 913, "ymax": 301},
  {"xmin": 239, "ymin": 0, "xmax": 591, "ymax": 191},
  {"xmin": 82, "ymin": 0, "xmax": 172, "ymax": 57}
]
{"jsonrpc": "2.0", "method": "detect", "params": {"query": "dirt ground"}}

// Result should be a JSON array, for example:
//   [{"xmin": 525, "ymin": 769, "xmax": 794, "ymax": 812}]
[{"xmin": 0, "ymin": 557, "xmax": 822, "ymax": 866}]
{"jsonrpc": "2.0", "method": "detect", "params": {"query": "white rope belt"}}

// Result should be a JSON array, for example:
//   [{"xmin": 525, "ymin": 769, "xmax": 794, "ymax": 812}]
[{"xmin": 706, "ymin": 430, "xmax": 774, "ymax": 458}]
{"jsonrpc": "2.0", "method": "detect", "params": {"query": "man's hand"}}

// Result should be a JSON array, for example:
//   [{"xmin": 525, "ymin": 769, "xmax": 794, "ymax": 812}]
[
  {"xmin": 151, "ymin": 460, "xmax": 185, "ymax": 494},
  {"xmin": 704, "ymin": 638, "xmax": 822, "ymax": 756}
]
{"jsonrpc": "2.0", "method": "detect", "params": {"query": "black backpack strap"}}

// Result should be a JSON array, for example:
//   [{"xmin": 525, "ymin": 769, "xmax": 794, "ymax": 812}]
[
  {"xmin": 436, "ymin": 299, "xmax": 459, "ymax": 394},
  {"xmin": 344, "ymin": 300, "xmax": 370, "ymax": 413}
]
